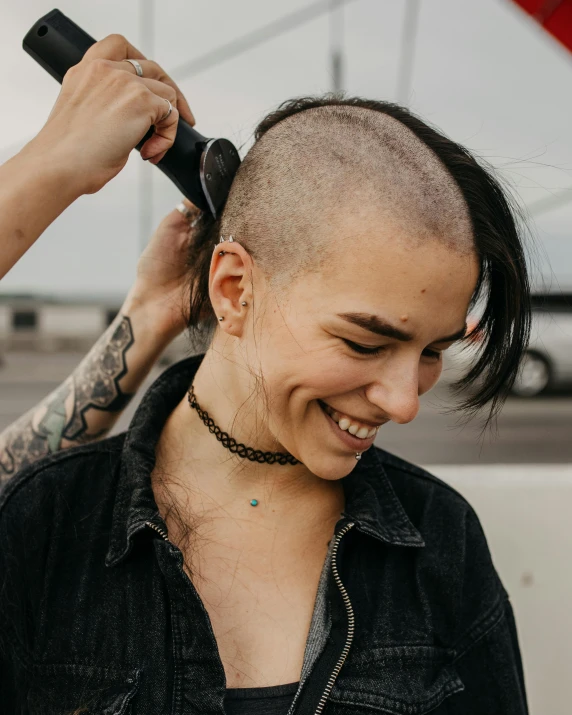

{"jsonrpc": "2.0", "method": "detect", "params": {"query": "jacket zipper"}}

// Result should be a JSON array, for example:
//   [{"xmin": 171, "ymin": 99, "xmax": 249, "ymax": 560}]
[
  {"xmin": 147, "ymin": 518, "xmax": 356, "ymax": 715},
  {"xmin": 146, "ymin": 520, "xmax": 169, "ymax": 541},
  {"xmin": 313, "ymin": 522, "xmax": 355, "ymax": 715}
]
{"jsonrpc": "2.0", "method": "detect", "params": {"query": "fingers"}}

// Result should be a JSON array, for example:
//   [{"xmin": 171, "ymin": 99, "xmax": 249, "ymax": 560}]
[
  {"xmin": 83, "ymin": 34, "xmax": 146, "ymax": 62},
  {"xmin": 132, "ymin": 77, "xmax": 179, "ymax": 162},
  {"xmin": 181, "ymin": 198, "xmax": 198, "ymax": 213},
  {"xmin": 142, "ymin": 95, "xmax": 180, "ymax": 164},
  {"xmin": 174, "ymin": 199, "xmax": 200, "ymax": 223},
  {"xmin": 88, "ymin": 37, "xmax": 195, "ymax": 126},
  {"xmin": 118, "ymin": 59, "xmax": 195, "ymax": 126},
  {"xmin": 79, "ymin": 35, "xmax": 196, "ymax": 163}
]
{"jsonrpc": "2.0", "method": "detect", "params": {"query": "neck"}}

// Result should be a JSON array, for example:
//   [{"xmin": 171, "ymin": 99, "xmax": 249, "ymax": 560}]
[{"xmin": 154, "ymin": 348, "xmax": 344, "ymax": 529}]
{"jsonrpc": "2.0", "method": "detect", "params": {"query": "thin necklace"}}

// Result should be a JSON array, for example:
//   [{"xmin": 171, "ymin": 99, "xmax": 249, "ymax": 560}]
[{"xmin": 187, "ymin": 384, "xmax": 300, "ymax": 466}]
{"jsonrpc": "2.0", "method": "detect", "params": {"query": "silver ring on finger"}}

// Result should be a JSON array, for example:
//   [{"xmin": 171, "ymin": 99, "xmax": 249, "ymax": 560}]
[
  {"xmin": 160, "ymin": 99, "xmax": 173, "ymax": 122},
  {"xmin": 123, "ymin": 59, "xmax": 143, "ymax": 77},
  {"xmin": 176, "ymin": 202, "xmax": 193, "ymax": 219}
]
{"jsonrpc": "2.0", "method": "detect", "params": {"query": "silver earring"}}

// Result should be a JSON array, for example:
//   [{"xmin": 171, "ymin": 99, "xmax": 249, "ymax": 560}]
[
  {"xmin": 219, "ymin": 235, "xmax": 225, "ymax": 243},
  {"xmin": 228, "ymin": 236, "xmax": 234, "ymax": 242},
  {"xmin": 219, "ymin": 316, "xmax": 224, "ymax": 321},
  {"xmin": 241, "ymin": 301, "xmax": 247, "ymax": 306},
  {"xmin": 219, "ymin": 251, "xmax": 226, "ymax": 256},
  {"xmin": 355, "ymin": 453, "xmax": 362, "ymax": 460}
]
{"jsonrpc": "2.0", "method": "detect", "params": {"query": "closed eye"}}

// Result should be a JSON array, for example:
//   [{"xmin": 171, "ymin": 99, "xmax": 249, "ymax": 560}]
[
  {"xmin": 344, "ymin": 339, "xmax": 442, "ymax": 360},
  {"xmin": 343, "ymin": 339, "xmax": 384, "ymax": 355},
  {"xmin": 422, "ymin": 348, "xmax": 441, "ymax": 360}
]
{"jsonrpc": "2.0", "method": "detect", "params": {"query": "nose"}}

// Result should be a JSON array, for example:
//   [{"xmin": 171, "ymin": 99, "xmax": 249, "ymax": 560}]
[{"xmin": 365, "ymin": 368, "xmax": 420, "ymax": 425}]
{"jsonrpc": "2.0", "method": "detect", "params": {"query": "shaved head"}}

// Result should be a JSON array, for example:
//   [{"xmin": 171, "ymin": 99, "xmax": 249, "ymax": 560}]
[
  {"xmin": 220, "ymin": 104, "xmax": 474, "ymax": 287},
  {"xmin": 188, "ymin": 97, "xmax": 530, "ymax": 421}
]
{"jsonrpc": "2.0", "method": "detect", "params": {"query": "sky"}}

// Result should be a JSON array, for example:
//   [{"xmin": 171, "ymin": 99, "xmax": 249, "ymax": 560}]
[{"xmin": 2, "ymin": 0, "xmax": 572, "ymax": 297}]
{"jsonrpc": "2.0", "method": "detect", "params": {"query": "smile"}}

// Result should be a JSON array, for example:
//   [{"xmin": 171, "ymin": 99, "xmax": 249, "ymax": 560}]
[{"xmin": 318, "ymin": 400, "xmax": 382, "ymax": 440}]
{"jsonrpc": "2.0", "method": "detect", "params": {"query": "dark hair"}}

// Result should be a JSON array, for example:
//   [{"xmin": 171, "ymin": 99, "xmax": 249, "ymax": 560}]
[{"xmin": 186, "ymin": 95, "xmax": 531, "ymax": 421}]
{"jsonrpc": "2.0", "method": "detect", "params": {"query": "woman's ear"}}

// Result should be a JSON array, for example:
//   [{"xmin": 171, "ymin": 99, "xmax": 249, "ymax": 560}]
[{"xmin": 208, "ymin": 240, "xmax": 254, "ymax": 337}]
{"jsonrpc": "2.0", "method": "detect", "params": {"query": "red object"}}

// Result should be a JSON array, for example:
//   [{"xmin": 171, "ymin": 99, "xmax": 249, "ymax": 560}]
[{"xmin": 512, "ymin": 0, "xmax": 572, "ymax": 52}]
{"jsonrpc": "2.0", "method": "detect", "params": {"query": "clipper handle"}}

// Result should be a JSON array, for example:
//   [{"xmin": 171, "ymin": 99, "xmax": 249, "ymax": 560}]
[{"xmin": 23, "ymin": 9, "xmax": 240, "ymax": 216}]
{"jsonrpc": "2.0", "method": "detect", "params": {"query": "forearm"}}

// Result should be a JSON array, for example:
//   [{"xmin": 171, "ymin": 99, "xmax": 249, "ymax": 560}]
[
  {"xmin": 0, "ymin": 298, "xmax": 174, "ymax": 482},
  {"xmin": 0, "ymin": 143, "xmax": 80, "ymax": 280}
]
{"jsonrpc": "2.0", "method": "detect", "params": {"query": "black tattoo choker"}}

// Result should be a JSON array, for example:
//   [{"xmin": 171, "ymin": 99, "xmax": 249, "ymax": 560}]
[{"xmin": 187, "ymin": 385, "xmax": 300, "ymax": 466}]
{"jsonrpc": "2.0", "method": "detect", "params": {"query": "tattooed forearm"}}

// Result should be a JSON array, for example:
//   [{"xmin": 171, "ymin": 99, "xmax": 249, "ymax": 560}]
[
  {"xmin": 0, "ymin": 380, "xmax": 72, "ymax": 479},
  {"xmin": 0, "ymin": 315, "xmax": 135, "ymax": 482},
  {"xmin": 63, "ymin": 316, "xmax": 134, "ymax": 441}
]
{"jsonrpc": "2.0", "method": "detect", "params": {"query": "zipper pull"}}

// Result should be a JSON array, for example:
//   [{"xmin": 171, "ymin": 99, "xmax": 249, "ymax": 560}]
[{"xmin": 145, "ymin": 520, "xmax": 169, "ymax": 542}]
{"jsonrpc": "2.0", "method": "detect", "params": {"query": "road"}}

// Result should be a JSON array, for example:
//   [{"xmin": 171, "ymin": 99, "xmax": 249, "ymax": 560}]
[{"xmin": 1, "ymin": 351, "xmax": 571, "ymax": 465}]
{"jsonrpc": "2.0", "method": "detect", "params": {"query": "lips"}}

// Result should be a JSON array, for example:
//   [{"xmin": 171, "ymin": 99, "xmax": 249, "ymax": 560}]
[{"xmin": 318, "ymin": 400, "xmax": 383, "ymax": 441}]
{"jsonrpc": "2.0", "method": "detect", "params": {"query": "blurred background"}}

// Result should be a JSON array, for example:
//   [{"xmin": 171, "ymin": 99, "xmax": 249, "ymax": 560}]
[{"xmin": 1, "ymin": 1, "xmax": 572, "ymax": 713}]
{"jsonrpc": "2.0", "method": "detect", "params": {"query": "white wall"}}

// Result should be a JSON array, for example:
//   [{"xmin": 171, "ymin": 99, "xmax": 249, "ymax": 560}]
[
  {"xmin": 39, "ymin": 305, "xmax": 106, "ymax": 336},
  {"xmin": 0, "ymin": 306, "xmax": 10, "ymax": 338},
  {"xmin": 430, "ymin": 465, "xmax": 572, "ymax": 715}
]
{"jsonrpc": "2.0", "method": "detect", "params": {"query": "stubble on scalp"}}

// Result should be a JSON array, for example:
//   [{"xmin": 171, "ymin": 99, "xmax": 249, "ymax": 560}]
[{"xmin": 220, "ymin": 105, "xmax": 474, "ymax": 288}]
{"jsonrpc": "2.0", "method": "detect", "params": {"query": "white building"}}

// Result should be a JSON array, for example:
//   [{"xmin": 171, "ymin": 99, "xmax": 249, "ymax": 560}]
[{"xmin": 0, "ymin": 295, "xmax": 119, "ymax": 352}]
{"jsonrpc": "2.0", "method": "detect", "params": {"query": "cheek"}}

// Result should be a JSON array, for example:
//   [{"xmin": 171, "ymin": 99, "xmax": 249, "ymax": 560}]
[
  {"xmin": 279, "ymin": 360, "xmax": 368, "ymax": 405},
  {"xmin": 261, "ymin": 351, "xmax": 370, "ymax": 425},
  {"xmin": 257, "ymin": 317, "xmax": 364, "ymax": 395},
  {"xmin": 418, "ymin": 360, "xmax": 443, "ymax": 395}
]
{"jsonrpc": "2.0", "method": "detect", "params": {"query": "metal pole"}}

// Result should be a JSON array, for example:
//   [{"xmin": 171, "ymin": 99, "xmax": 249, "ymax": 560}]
[
  {"xmin": 396, "ymin": 0, "xmax": 421, "ymax": 105},
  {"xmin": 139, "ymin": 0, "xmax": 154, "ymax": 254},
  {"xmin": 330, "ymin": 0, "xmax": 344, "ymax": 92}
]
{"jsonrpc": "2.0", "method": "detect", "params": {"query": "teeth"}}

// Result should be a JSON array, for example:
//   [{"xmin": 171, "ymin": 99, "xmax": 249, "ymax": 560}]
[{"xmin": 321, "ymin": 401, "xmax": 381, "ymax": 438}]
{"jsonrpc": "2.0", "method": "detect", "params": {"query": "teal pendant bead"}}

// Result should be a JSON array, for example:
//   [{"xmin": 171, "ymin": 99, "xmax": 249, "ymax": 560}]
[{"xmin": 250, "ymin": 499, "xmax": 259, "ymax": 507}]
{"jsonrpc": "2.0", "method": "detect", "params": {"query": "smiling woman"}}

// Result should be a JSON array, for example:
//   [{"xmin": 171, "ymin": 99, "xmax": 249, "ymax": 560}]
[{"xmin": 0, "ymin": 95, "xmax": 530, "ymax": 715}]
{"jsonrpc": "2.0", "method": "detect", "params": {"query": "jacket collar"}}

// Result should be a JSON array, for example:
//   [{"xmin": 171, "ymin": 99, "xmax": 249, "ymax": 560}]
[
  {"xmin": 106, "ymin": 356, "xmax": 201, "ymax": 566},
  {"xmin": 106, "ymin": 355, "xmax": 423, "ymax": 566},
  {"xmin": 342, "ymin": 447, "xmax": 424, "ymax": 547}
]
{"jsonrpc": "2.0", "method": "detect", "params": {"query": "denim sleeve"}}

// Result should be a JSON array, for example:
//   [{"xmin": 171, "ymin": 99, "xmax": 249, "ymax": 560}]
[
  {"xmin": 0, "ymin": 511, "xmax": 19, "ymax": 710},
  {"xmin": 450, "ymin": 598, "xmax": 529, "ymax": 715},
  {"xmin": 0, "ymin": 476, "xmax": 37, "ymax": 712}
]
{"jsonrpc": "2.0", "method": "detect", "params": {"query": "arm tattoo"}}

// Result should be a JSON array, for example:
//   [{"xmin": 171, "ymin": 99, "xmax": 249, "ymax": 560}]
[
  {"xmin": 0, "ymin": 316, "xmax": 135, "ymax": 482},
  {"xmin": 0, "ymin": 380, "xmax": 71, "ymax": 479},
  {"xmin": 63, "ymin": 316, "xmax": 134, "ymax": 441}
]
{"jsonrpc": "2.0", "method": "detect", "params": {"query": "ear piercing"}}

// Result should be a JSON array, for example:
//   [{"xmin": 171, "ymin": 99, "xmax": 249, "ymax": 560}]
[
  {"xmin": 355, "ymin": 453, "xmax": 362, "ymax": 460},
  {"xmin": 218, "ymin": 234, "xmax": 235, "ymax": 255},
  {"xmin": 218, "ymin": 302, "xmax": 246, "ymax": 323},
  {"xmin": 216, "ymin": 236, "xmax": 245, "ymax": 321}
]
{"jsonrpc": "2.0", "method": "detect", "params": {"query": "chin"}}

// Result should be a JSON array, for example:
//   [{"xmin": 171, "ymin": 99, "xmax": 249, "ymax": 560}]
[
  {"xmin": 286, "ymin": 399, "xmax": 376, "ymax": 478},
  {"xmin": 299, "ymin": 449, "xmax": 364, "ymax": 481}
]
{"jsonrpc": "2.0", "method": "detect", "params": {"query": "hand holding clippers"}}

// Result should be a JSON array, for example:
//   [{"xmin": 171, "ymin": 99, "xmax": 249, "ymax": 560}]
[{"xmin": 23, "ymin": 9, "xmax": 241, "ymax": 217}]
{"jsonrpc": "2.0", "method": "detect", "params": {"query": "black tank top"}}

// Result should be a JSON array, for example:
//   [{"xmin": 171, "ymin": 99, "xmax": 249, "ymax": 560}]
[{"xmin": 224, "ymin": 681, "xmax": 299, "ymax": 715}]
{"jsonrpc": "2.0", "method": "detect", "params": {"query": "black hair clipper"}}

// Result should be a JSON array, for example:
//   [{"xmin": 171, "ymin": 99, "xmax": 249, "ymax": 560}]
[{"xmin": 23, "ymin": 9, "xmax": 241, "ymax": 218}]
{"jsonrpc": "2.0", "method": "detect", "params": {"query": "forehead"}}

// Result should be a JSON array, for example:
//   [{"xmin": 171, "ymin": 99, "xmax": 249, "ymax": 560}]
[{"xmin": 296, "ymin": 220, "xmax": 479, "ymax": 334}]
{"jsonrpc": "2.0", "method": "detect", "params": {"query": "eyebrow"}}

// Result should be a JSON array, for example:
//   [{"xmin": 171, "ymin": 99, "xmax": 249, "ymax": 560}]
[{"xmin": 337, "ymin": 312, "xmax": 467, "ymax": 344}]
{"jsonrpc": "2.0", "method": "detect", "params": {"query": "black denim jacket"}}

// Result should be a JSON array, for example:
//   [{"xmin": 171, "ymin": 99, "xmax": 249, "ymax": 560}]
[{"xmin": 0, "ymin": 356, "xmax": 528, "ymax": 715}]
